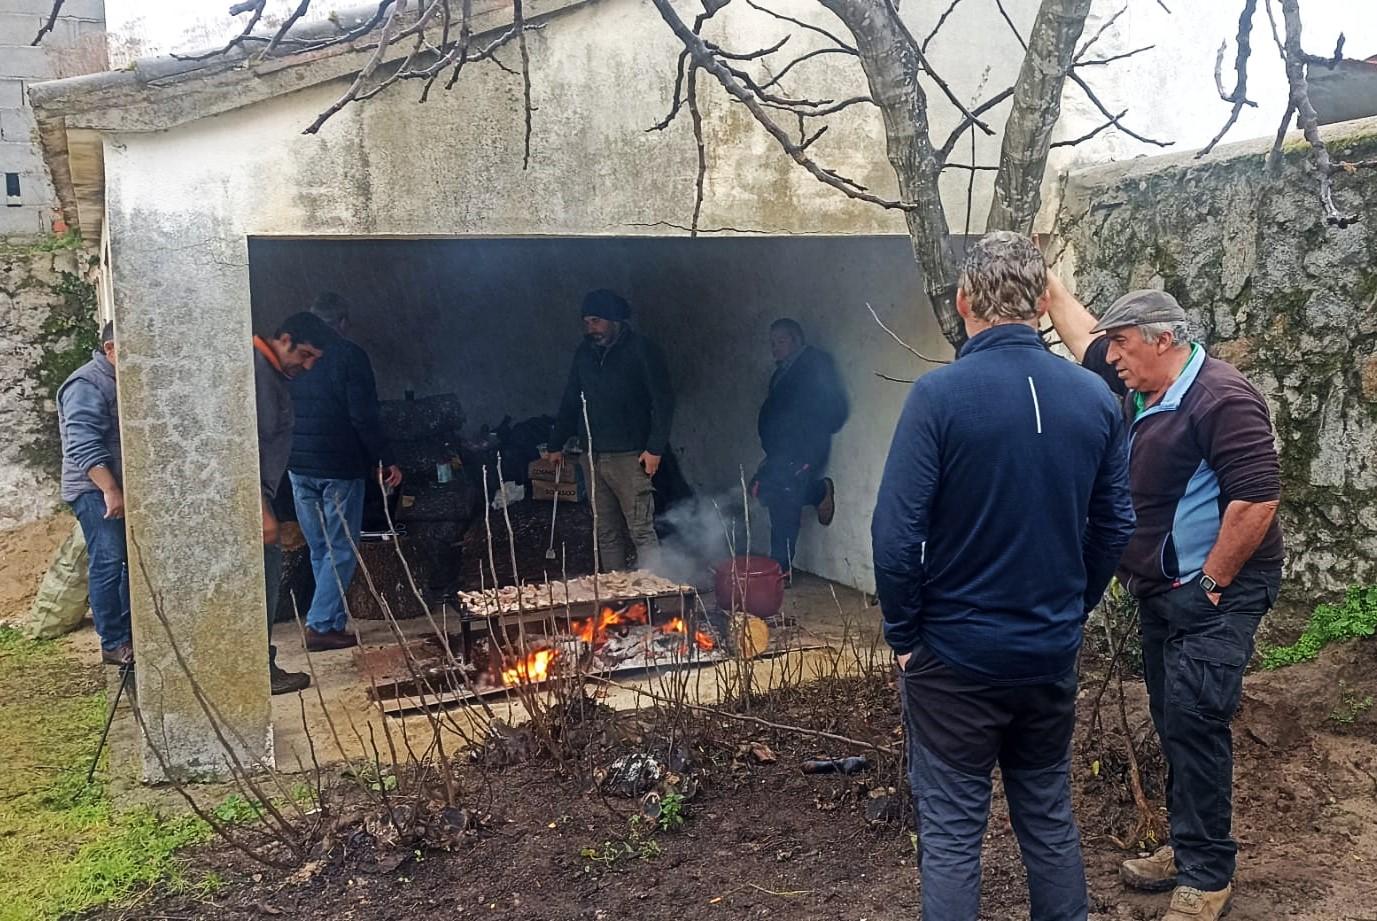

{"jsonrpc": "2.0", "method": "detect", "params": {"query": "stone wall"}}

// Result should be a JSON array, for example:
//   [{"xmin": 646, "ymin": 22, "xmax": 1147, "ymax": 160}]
[
  {"xmin": 0, "ymin": 239, "xmax": 97, "ymax": 530},
  {"xmin": 1057, "ymin": 117, "xmax": 1377, "ymax": 611}
]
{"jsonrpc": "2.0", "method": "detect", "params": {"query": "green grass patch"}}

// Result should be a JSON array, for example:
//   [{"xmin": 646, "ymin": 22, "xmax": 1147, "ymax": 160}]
[
  {"xmin": 1260, "ymin": 586, "xmax": 1377, "ymax": 670},
  {"xmin": 0, "ymin": 627, "xmax": 214, "ymax": 921}
]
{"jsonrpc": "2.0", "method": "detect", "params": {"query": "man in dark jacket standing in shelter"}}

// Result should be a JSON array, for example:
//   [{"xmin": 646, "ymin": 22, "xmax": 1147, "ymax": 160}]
[
  {"xmin": 548, "ymin": 290, "xmax": 674, "ymax": 572},
  {"xmin": 255, "ymin": 312, "xmax": 335, "ymax": 695},
  {"xmin": 57, "ymin": 321, "xmax": 132, "ymax": 667},
  {"xmin": 873, "ymin": 231, "xmax": 1135, "ymax": 921},
  {"xmin": 288, "ymin": 292, "xmax": 402, "ymax": 652},
  {"xmin": 753, "ymin": 318, "xmax": 848, "ymax": 573},
  {"xmin": 1045, "ymin": 276, "xmax": 1284, "ymax": 921}
]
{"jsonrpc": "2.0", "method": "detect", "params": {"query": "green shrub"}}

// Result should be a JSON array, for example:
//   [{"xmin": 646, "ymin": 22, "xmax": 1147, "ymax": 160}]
[{"xmin": 1260, "ymin": 586, "xmax": 1377, "ymax": 669}]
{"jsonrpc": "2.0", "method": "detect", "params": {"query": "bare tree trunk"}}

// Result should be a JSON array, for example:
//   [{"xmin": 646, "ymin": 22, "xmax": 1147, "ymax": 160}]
[
  {"xmin": 820, "ymin": 0, "xmax": 964, "ymax": 349},
  {"xmin": 986, "ymin": 0, "xmax": 1093, "ymax": 233}
]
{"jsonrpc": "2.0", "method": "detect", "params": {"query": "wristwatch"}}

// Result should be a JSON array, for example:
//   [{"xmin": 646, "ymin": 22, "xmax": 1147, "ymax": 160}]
[{"xmin": 1199, "ymin": 574, "xmax": 1220, "ymax": 594}]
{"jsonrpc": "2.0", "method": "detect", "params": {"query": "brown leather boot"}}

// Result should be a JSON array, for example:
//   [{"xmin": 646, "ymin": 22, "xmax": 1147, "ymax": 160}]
[
  {"xmin": 1162, "ymin": 883, "xmax": 1232, "ymax": 920},
  {"xmin": 1121, "ymin": 845, "xmax": 1178, "ymax": 892}
]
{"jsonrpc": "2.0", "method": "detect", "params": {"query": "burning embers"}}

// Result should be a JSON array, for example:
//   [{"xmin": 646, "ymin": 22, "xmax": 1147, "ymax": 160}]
[
  {"xmin": 494, "ymin": 602, "xmax": 721, "ymax": 689},
  {"xmin": 499, "ymin": 647, "xmax": 558, "ymax": 686}
]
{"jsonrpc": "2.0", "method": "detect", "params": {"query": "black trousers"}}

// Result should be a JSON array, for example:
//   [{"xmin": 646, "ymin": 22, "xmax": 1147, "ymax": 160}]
[{"xmin": 1138, "ymin": 567, "xmax": 1280, "ymax": 891}]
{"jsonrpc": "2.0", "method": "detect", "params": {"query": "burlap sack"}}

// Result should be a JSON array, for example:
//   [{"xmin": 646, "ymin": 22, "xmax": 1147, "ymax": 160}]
[{"xmin": 25, "ymin": 522, "xmax": 89, "ymax": 640}]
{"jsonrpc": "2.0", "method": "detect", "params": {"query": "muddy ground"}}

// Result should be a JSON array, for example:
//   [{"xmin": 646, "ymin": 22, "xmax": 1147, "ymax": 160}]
[
  {"xmin": 75, "ymin": 639, "xmax": 1377, "ymax": 921},
  {"xmin": 3, "ymin": 516, "xmax": 1374, "ymax": 920}
]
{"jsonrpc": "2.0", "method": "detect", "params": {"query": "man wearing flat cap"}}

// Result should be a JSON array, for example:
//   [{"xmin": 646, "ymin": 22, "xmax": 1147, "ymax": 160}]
[
  {"xmin": 549, "ymin": 289, "xmax": 675, "ymax": 571},
  {"xmin": 1046, "ymin": 278, "xmax": 1284, "ymax": 921}
]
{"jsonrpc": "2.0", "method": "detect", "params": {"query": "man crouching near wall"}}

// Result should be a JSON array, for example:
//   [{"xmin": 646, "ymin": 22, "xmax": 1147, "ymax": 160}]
[
  {"xmin": 1045, "ymin": 277, "xmax": 1284, "ymax": 921},
  {"xmin": 872, "ymin": 231, "xmax": 1135, "ymax": 921}
]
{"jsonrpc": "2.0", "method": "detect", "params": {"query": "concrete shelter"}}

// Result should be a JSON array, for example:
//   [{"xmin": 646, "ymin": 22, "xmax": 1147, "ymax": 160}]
[{"xmin": 26, "ymin": 0, "xmax": 1302, "ymax": 779}]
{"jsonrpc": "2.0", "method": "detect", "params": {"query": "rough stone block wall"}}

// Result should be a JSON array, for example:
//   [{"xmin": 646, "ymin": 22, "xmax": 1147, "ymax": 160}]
[
  {"xmin": 1057, "ymin": 118, "xmax": 1377, "ymax": 611},
  {"xmin": 0, "ymin": 242, "xmax": 95, "ymax": 530}
]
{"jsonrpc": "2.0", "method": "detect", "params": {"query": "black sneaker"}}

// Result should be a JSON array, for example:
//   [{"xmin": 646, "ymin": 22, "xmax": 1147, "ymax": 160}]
[
  {"xmin": 305, "ymin": 628, "xmax": 359, "ymax": 652},
  {"xmin": 270, "ymin": 663, "xmax": 311, "ymax": 695}
]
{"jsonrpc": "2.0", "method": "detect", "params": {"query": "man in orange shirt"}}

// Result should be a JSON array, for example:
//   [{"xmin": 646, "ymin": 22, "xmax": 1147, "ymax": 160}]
[{"xmin": 253, "ymin": 312, "xmax": 335, "ymax": 695}]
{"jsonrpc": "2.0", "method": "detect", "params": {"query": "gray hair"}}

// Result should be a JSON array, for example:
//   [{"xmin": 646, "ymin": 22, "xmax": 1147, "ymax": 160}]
[
  {"xmin": 958, "ymin": 231, "xmax": 1047, "ymax": 323},
  {"xmin": 1138, "ymin": 320, "xmax": 1192, "ymax": 346}
]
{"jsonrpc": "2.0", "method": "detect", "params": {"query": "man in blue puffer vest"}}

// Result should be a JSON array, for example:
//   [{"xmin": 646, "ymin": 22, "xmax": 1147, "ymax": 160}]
[
  {"xmin": 873, "ymin": 231, "xmax": 1136, "ymax": 921},
  {"xmin": 287, "ymin": 292, "xmax": 402, "ymax": 652}
]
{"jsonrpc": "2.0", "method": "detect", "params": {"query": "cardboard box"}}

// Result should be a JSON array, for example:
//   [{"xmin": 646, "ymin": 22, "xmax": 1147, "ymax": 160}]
[
  {"xmin": 531, "ymin": 479, "xmax": 579, "ymax": 502},
  {"xmin": 528, "ymin": 457, "xmax": 575, "ymax": 484}
]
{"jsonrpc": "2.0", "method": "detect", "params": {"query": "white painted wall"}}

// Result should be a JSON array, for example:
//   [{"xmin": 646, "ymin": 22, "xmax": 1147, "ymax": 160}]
[{"xmin": 101, "ymin": 0, "xmax": 1368, "ymax": 593}]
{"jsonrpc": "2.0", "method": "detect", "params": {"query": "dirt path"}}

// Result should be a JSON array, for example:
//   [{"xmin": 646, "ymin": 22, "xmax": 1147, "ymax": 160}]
[{"xmin": 0, "ymin": 514, "xmax": 73, "ymax": 629}]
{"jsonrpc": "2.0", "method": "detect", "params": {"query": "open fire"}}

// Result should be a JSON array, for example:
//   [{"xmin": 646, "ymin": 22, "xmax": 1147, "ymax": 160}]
[{"xmin": 491, "ymin": 601, "xmax": 722, "ymax": 689}]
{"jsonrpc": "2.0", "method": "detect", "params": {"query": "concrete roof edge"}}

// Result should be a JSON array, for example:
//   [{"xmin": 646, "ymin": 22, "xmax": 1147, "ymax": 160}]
[{"xmin": 28, "ymin": 0, "xmax": 591, "ymax": 124}]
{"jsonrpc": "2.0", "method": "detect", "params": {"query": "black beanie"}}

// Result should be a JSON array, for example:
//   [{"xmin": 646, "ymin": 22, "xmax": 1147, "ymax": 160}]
[{"xmin": 581, "ymin": 289, "xmax": 631, "ymax": 322}]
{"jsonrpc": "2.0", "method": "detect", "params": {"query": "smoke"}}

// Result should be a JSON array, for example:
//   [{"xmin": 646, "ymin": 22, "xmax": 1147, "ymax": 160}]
[{"xmin": 649, "ymin": 493, "xmax": 754, "ymax": 588}]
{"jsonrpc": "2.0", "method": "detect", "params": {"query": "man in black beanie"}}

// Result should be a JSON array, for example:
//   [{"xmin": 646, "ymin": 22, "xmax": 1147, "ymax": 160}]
[{"xmin": 549, "ymin": 289, "xmax": 675, "ymax": 571}]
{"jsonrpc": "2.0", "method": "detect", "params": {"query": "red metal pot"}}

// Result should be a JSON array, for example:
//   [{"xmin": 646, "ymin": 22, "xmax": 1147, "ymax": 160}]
[{"xmin": 711, "ymin": 555, "xmax": 785, "ymax": 620}]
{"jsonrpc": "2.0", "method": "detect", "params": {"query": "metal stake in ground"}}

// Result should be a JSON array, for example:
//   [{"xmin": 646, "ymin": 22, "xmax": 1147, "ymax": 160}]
[
  {"xmin": 546, "ymin": 460, "xmax": 562, "ymax": 561},
  {"xmin": 86, "ymin": 661, "xmax": 132, "ymax": 785}
]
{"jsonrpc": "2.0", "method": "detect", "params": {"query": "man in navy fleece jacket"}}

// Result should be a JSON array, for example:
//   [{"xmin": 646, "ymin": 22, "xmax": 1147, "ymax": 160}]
[{"xmin": 872, "ymin": 231, "xmax": 1135, "ymax": 921}]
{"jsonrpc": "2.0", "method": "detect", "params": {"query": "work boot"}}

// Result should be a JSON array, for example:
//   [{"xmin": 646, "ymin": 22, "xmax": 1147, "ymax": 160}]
[
  {"xmin": 101, "ymin": 644, "xmax": 134, "ymax": 667},
  {"xmin": 816, "ymin": 477, "xmax": 836, "ymax": 527},
  {"xmin": 1121, "ymin": 845, "xmax": 1178, "ymax": 892},
  {"xmin": 305, "ymin": 628, "xmax": 359, "ymax": 652},
  {"xmin": 270, "ymin": 663, "xmax": 311, "ymax": 695},
  {"xmin": 1162, "ymin": 884, "xmax": 1232, "ymax": 921}
]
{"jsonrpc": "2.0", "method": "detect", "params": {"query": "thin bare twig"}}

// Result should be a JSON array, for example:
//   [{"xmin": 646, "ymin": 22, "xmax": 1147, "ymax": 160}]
[
  {"xmin": 921, "ymin": 0, "xmax": 966, "ymax": 53},
  {"xmin": 743, "ymin": 0, "xmax": 857, "ymax": 54},
  {"xmin": 866, "ymin": 302, "xmax": 950, "ymax": 364},
  {"xmin": 936, "ymin": 87, "xmax": 1015, "ymax": 162}
]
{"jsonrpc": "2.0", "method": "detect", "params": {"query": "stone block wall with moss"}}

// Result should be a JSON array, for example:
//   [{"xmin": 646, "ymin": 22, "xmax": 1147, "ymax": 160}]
[
  {"xmin": 0, "ymin": 236, "xmax": 99, "ymax": 530},
  {"xmin": 1056, "ymin": 117, "xmax": 1377, "ymax": 611}
]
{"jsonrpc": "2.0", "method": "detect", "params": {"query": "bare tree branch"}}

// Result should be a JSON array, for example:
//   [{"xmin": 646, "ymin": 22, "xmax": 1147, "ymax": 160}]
[
  {"xmin": 171, "ymin": 0, "xmax": 269, "ymax": 61},
  {"xmin": 1067, "ymin": 70, "xmax": 1174, "ymax": 148},
  {"xmin": 303, "ymin": 0, "xmax": 407, "ymax": 134},
  {"xmin": 937, "ymin": 87, "xmax": 1016, "ymax": 162},
  {"xmin": 760, "ymin": 46, "xmax": 857, "ymax": 90},
  {"xmin": 1270, "ymin": 0, "xmax": 1356, "ymax": 226},
  {"xmin": 706, "ymin": 35, "xmax": 791, "ymax": 61},
  {"xmin": 1074, "ymin": 3, "xmax": 1127, "ymax": 62},
  {"xmin": 1050, "ymin": 110, "xmax": 1126, "ymax": 147},
  {"xmin": 922, "ymin": 0, "xmax": 967, "ymax": 53},
  {"xmin": 743, "ymin": 0, "xmax": 857, "ymax": 54},
  {"xmin": 648, "ymin": 0, "xmax": 916, "ymax": 211},
  {"xmin": 1076, "ymin": 44, "xmax": 1155, "ymax": 66},
  {"xmin": 866, "ymin": 302, "xmax": 951, "ymax": 364},
  {"xmin": 1197, "ymin": 0, "xmax": 1258, "ymax": 158},
  {"xmin": 30, "ymin": 0, "xmax": 66, "ymax": 45}
]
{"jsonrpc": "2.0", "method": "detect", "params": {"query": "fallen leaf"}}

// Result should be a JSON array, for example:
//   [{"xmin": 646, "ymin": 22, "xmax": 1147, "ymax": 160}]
[
  {"xmin": 255, "ymin": 902, "xmax": 284, "ymax": 916},
  {"xmin": 748, "ymin": 742, "xmax": 777, "ymax": 764}
]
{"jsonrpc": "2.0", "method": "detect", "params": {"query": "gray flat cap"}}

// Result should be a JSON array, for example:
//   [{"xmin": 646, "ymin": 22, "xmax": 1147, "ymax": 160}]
[{"xmin": 1090, "ymin": 289, "xmax": 1187, "ymax": 333}]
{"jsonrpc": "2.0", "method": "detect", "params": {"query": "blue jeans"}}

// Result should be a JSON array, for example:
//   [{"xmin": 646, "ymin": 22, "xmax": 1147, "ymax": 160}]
[
  {"xmin": 289, "ymin": 474, "xmax": 364, "ymax": 633},
  {"xmin": 70, "ymin": 490, "xmax": 132, "ymax": 653}
]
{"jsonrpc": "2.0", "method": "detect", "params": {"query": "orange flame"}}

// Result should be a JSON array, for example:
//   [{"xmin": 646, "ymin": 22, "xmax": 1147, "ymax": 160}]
[
  {"xmin": 500, "ymin": 647, "xmax": 558, "ymax": 686},
  {"xmin": 660, "ymin": 617, "xmax": 716, "ymax": 652},
  {"xmin": 572, "ymin": 602, "xmax": 649, "ymax": 644}
]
